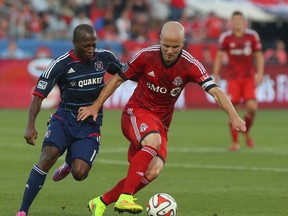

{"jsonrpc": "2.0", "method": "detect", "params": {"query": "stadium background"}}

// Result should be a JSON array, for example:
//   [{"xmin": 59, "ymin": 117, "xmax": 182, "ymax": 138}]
[
  {"xmin": 1, "ymin": 1, "xmax": 288, "ymax": 216},
  {"xmin": 0, "ymin": 0, "xmax": 287, "ymax": 109}
]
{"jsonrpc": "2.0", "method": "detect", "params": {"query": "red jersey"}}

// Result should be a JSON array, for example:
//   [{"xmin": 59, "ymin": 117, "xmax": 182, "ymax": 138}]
[
  {"xmin": 119, "ymin": 45, "xmax": 216, "ymax": 129},
  {"xmin": 218, "ymin": 29, "xmax": 262, "ymax": 80}
]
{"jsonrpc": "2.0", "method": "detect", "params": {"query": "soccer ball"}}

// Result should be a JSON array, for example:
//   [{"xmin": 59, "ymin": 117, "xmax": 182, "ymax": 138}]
[{"xmin": 146, "ymin": 193, "xmax": 177, "ymax": 216}]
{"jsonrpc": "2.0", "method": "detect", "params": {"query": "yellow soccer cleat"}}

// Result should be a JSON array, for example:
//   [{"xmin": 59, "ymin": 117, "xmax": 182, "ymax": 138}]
[
  {"xmin": 87, "ymin": 196, "xmax": 106, "ymax": 216},
  {"xmin": 114, "ymin": 194, "xmax": 143, "ymax": 214}
]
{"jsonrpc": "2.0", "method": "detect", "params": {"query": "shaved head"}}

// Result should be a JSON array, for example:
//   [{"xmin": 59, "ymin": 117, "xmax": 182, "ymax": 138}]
[
  {"xmin": 159, "ymin": 21, "xmax": 185, "ymax": 65},
  {"xmin": 160, "ymin": 21, "xmax": 185, "ymax": 43}
]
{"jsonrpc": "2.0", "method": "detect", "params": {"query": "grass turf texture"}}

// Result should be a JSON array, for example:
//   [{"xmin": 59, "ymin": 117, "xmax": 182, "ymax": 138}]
[{"xmin": 1, "ymin": 109, "xmax": 287, "ymax": 216}]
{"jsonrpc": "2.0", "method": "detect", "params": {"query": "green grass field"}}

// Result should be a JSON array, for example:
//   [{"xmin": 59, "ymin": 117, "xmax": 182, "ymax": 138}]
[{"xmin": 1, "ymin": 109, "xmax": 287, "ymax": 216}]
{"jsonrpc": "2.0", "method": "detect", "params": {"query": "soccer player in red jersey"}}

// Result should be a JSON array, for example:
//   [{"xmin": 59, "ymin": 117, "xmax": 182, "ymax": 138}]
[
  {"xmin": 213, "ymin": 11, "xmax": 264, "ymax": 151},
  {"xmin": 77, "ymin": 21, "xmax": 246, "ymax": 215}
]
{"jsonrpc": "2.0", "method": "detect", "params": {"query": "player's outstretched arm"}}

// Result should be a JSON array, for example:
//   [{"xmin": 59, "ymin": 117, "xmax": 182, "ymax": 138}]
[
  {"xmin": 24, "ymin": 95, "xmax": 44, "ymax": 146},
  {"xmin": 208, "ymin": 87, "xmax": 246, "ymax": 133},
  {"xmin": 254, "ymin": 50, "xmax": 265, "ymax": 85},
  {"xmin": 212, "ymin": 50, "xmax": 225, "ymax": 84},
  {"xmin": 77, "ymin": 73, "xmax": 125, "ymax": 122}
]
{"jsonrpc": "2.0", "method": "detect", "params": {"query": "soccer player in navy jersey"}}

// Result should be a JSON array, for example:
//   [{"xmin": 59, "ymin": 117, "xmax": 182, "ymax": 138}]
[
  {"xmin": 15, "ymin": 24, "xmax": 124, "ymax": 216},
  {"xmin": 213, "ymin": 11, "xmax": 264, "ymax": 151},
  {"xmin": 77, "ymin": 21, "xmax": 246, "ymax": 216}
]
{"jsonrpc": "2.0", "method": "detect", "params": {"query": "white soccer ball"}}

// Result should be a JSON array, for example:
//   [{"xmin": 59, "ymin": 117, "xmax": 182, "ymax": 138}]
[{"xmin": 146, "ymin": 193, "xmax": 177, "ymax": 216}]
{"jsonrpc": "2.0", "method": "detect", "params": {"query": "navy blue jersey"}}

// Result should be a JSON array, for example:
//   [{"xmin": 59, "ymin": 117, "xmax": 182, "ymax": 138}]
[{"xmin": 33, "ymin": 48, "xmax": 123, "ymax": 125}]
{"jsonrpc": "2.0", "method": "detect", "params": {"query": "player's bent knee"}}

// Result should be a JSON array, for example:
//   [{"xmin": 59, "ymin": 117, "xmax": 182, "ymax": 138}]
[
  {"xmin": 71, "ymin": 160, "xmax": 90, "ymax": 181},
  {"xmin": 71, "ymin": 169, "xmax": 89, "ymax": 181}
]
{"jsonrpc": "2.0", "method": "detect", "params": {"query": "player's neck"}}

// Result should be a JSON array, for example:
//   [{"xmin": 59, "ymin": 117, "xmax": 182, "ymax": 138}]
[{"xmin": 234, "ymin": 29, "xmax": 244, "ymax": 38}]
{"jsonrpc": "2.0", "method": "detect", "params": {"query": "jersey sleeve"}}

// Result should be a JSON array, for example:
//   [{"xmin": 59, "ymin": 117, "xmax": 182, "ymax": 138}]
[
  {"xmin": 105, "ymin": 50, "xmax": 123, "ymax": 75},
  {"xmin": 251, "ymin": 30, "xmax": 262, "ymax": 52},
  {"xmin": 187, "ymin": 56, "xmax": 217, "ymax": 92},
  {"xmin": 33, "ymin": 60, "xmax": 63, "ymax": 98},
  {"xmin": 118, "ymin": 49, "xmax": 145, "ymax": 81}
]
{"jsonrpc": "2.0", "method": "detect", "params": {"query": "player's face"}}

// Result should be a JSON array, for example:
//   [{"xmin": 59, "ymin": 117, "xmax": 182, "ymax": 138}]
[
  {"xmin": 231, "ymin": 15, "xmax": 245, "ymax": 32},
  {"xmin": 160, "ymin": 37, "xmax": 184, "ymax": 65},
  {"xmin": 73, "ymin": 34, "xmax": 97, "ymax": 61}
]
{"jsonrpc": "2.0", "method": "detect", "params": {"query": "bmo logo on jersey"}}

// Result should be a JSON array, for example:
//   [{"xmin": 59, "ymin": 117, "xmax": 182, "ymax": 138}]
[
  {"xmin": 230, "ymin": 46, "xmax": 252, "ymax": 56},
  {"xmin": 147, "ymin": 81, "xmax": 167, "ymax": 94},
  {"xmin": 146, "ymin": 81, "xmax": 182, "ymax": 97}
]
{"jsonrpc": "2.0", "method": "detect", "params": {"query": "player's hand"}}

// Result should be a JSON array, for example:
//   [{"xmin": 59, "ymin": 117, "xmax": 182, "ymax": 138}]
[
  {"xmin": 24, "ymin": 126, "xmax": 38, "ymax": 146},
  {"xmin": 231, "ymin": 118, "xmax": 246, "ymax": 133},
  {"xmin": 77, "ymin": 106, "xmax": 99, "ymax": 122}
]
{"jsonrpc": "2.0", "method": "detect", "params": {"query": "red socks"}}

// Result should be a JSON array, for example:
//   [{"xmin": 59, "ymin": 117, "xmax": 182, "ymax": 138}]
[
  {"xmin": 102, "ymin": 178, "xmax": 126, "ymax": 205},
  {"xmin": 229, "ymin": 122, "xmax": 239, "ymax": 143},
  {"xmin": 101, "ymin": 146, "xmax": 156, "ymax": 205},
  {"xmin": 122, "ymin": 145, "xmax": 156, "ymax": 194},
  {"xmin": 245, "ymin": 113, "xmax": 255, "ymax": 133}
]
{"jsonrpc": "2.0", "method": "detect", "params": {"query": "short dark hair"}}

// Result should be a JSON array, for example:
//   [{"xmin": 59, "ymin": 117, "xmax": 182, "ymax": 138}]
[
  {"xmin": 73, "ymin": 24, "xmax": 95, "ymax": 41},
  {"xmin": 232, "ymin": 11, "xmax": 244, "ymax": 17}
]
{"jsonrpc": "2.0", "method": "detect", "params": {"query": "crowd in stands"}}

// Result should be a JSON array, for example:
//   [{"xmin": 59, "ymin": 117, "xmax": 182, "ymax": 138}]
[{"xmin": 0, "ymin": 0, "xmax": 286, "ymax": 65}]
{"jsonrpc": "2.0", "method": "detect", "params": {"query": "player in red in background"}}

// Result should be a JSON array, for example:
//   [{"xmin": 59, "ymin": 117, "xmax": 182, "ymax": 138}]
[
  {"xmin": 213, "ymin": 11, "xmax": 265, "ymax": 151},
  {"xmin": 77, "ymin": 21, "xmax": 246, "ymax": 216}
]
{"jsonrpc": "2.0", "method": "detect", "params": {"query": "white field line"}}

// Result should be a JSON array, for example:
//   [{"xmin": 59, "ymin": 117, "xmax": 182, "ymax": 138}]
[
  {"xmin": 3, "ymin": 142, "xmax": 288, "ymax": 173},
  {"xmin": 2, "ymin": 142, "xmax": 288, "ymax": 155},
  {"xmin": 96, "ymin": 159, "xmax": 288, "ymax": 173},
  {"xmin": 99, "ymin": 147, "xmax": 288, "ymax": 156}
]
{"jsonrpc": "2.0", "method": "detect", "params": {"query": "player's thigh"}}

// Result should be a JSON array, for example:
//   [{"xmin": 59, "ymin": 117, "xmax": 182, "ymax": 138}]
[
  {"xmin": 123, "ymin": 108, "xmax": 167, "ymax": 162},
  {"xmin": 69, "ymin": 137, "xmax": 100, "ymax": 168},
  {"xmin": 243, "ymin": 79, "xmax": 256, "ymax": 101},
  {"xmin": 43, "ymin": 114, "xmax": 70, "ymax": 155},
  {"xmin": 227, "ymin": 80, "xmax": 241, "ymax": 104},
  {"xmin": 121, "ymin": 108, "xmax": 160, "ymax": 147}
]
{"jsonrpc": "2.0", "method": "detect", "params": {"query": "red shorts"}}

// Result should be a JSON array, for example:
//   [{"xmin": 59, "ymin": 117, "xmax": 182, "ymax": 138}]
[
  {"xmin": 227, "ymin": 79, "xmax": 256, "ymax": 104},
  {"xmin": 121, "ymin": 107, "xmax": 168, "ymax": 163}
]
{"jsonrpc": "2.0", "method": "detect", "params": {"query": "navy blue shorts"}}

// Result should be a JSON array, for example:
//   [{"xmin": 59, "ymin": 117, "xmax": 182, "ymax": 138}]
[{"xmin": 43, "ymin": 111, "xmax": 101, "ymax": 167}]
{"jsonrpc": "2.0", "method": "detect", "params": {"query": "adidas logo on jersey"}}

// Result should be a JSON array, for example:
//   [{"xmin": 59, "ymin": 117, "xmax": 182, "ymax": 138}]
[
  {"xmin": 148, "ymin": 71, "xmax": 155, "ymax": 77},
  {"xmin": 68, "ymin": 68, "xmax": 75, "ymax": 74}
]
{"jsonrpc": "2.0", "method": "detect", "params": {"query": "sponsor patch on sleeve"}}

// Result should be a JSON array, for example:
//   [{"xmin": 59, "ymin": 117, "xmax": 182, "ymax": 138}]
[{"xmin": 37, "ymin": 80, "xmax": 48, "ymax": 90}]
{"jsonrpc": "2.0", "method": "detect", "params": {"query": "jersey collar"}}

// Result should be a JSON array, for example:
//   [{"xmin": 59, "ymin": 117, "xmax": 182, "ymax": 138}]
[
  {"xmin": 69, "ymin": 50, "xmax": 92, "ymax": 62},
  {"xmin": 160, "ymin": 49, "xmax": 182, "ymax": 68}
]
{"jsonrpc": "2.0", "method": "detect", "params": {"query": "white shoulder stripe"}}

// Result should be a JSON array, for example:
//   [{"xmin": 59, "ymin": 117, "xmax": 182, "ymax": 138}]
[
  {"xmin": 42, "ymin": 52, "xmax": 69, "ymax": 79},
  {"xmin": 98, "ymin": 48, "xmax": 119, "ymax": 59},
  {"xmin": 245, "ymin": 29, "xmax": 260, "ymax": 40},
  {"xmin": 129, "ymin": 45, "xmax": 160, "ymax": 64},
  {"xmin": 219, "ymin": 31, "xmax": 232, "ymax": 43},
  {"xmin": 181, "ymin": 50, "xmax": 206, "ymax": 75}
]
